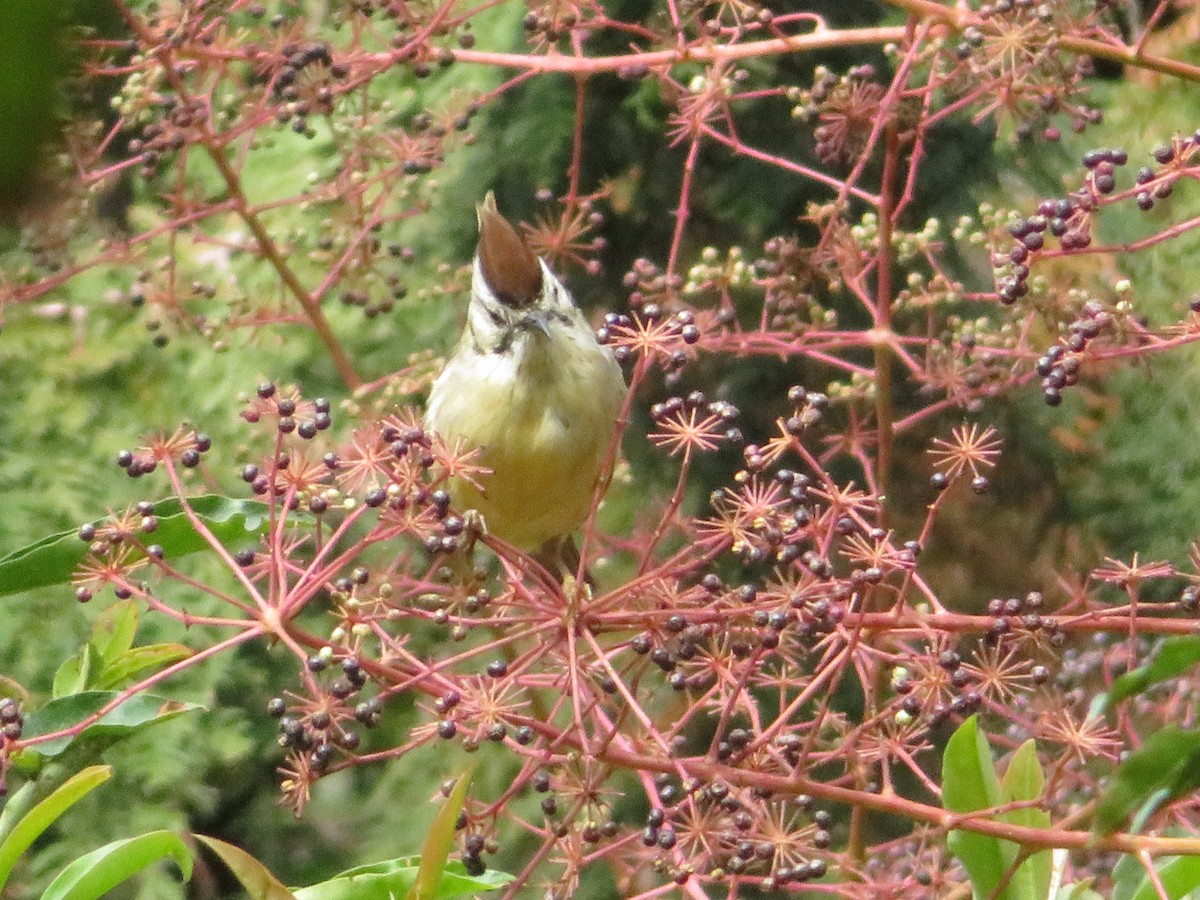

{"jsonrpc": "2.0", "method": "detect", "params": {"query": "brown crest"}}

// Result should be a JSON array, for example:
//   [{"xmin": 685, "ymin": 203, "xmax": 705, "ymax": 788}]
[{"xmin": 476, "ymin": 192, "xmax": 543, "ymax": 307}]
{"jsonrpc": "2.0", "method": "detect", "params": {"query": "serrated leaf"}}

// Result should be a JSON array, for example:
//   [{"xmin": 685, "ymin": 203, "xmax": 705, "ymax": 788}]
[
  {"xmin": 0, "ymin": 765, "xmax": 111, "ymax": 893},
  {"xmin": 94, "ymin": 644, "xmax": 193, "ymax": 690},
  {"xmin": 195, "ymin": 835, "xmax": 295, "ymax": 900},
  {"xmin": 1094, "ymin": 726, "xmax": 1200, "ymax": 837},
  {"xmin": 0, "ymin": 496, "xmax": 271, "ymax": 599},
  {"xmin": 40, "ymin": 830, "xmax": 192, "ymax": 900},
  {"xmin": 89, "ymin": 599, "xmax": 139, "ymax": 664},
  {"xmin": 944, "ymin": 716, "xmax": 1019, "ymax": 900},
  {"xmin": 293, "ymin": 858, "xmax": 512, "ymax": 900},
  {"xmin": 18, "ymin": 691, "xmax": 202, "ymax": 758},
  {"xmin": 410, "ymin": 767, "xmax": 475, "ymax": 900},
  {"xmin": 1105, "ymin": 637, "xmax": 1200, "ymax": 710}
]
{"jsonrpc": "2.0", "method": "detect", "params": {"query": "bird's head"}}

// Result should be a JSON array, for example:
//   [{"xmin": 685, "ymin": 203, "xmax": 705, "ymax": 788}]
[{"xmin": 467, "ymin": 192, "xmax": 577, "ymax": 351}]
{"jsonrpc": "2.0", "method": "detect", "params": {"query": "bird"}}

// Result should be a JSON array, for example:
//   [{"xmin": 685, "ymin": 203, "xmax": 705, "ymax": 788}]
[{"xmin": 425, "ymin": 193, "xmax": 626, "ymax": 578}]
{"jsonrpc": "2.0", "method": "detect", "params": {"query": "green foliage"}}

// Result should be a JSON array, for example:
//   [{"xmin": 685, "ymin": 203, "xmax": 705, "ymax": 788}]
[
  {"xmin": 0, "ymin": 0, "xmax": 67, "ymax": 220},
  {"xmin": 409, "ymin": 768, "xmax": 474, "ymax": 900},
  {"xmin": 0, "ymin": 497, "xmax": 271, "ymax": 597},
  {"xmin": 198, "ymin": 831, "xmax": 513, "ymax": 900},
  {"xmin": 1112, "ymin": 852, "xmax": 1200, "ymax": 900},
  {"xmin": 944, "ymin": 716, "xmax": 1010, "ymax": 898},
  {"xmin": 40, "ymin": 830, "xmax": 193, "ymax": 900},
  {"xmin": 1056, "ymin": 883, "xmax": 1105, "ymax": 900},
  {"xmin": 1123, "ymin": 858, "xmax": 1200, "ymax": 900},
  {"xmin": 998, "ymin": 742, "xmax": 1052, "ymax": 900},
  {"xmin": 194, "ymin": 835, "xmax": 297, "ymax": 900},
  {"xmin": 0, "ymin": 766, "xmax": 111, "ymax": 893},
  {"xmin": 1094, "ymin": 726, "xmax": 1200, "ymax": 837},
  {"xmin": 16, "ymin": 692, "xmax": 200, "ymax": 764},
  {"xmin": 294, "ymin": 858, "xmax": 512, "ymax": 900},
  {"xmin": 1103, "ymin": 636, "xmax": 1200, "ymax": 711},
  {"xmin": 944, "ymin": 717, "xmax": 1051, "ymax": 900},
  {"xmin": 0, "ymin": 757, "xmax": 508, "ymax": 900}
]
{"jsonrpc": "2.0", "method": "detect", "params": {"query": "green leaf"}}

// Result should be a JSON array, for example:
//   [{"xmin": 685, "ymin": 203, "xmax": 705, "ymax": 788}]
[
  {"xmin": 1094, "ymin": 727, "xmax": 1200, "ymax": 837},
  {"xmin": 88, "ymin": 599, "xmax": 139, "ymax": 664},
  {"xmin": 39, "ymin": 830, "xmax": 192, "ymax": 900},
  {"xmin": 93, "ymin": 644, "xmax": 193, "ymax": 690},
  {"xmin": 1105, "ymin": 637, "xmax": 1200, "ymax": 710},
  {"xmin": 17, "ymin": 691, "xmax": 202, "ymax": 758},
  {"xmin": 0, "ymin": 765, "xmax": 111, "ymax": 893},
  {"xmin": 1113, "ymin": 852, "xmax": 1145, "ymax": 900},
  {"xmin": 194, "ymin": 835, "xmax": 295, "ymax": 900},
  {"xmin": 293, "ymin": 858, "xmax": 512, "ymax": 900},
  {"xmin": 410, "ymin": 767, "xmax": 475, "ymax": 900},
  {"xmin": 1126, "ymin": 856, "xmax": 1200, "ymax": 900},
  {"xmin": 998, "ymin": 741, "xmax": 1052, "ymax": 900},
  {"xmin": 944, "ymin": 716, "xmax": 1019, "ymax": 900},
  {"xmin": 999, "ymin": 741, "xmax": 1046, "ymax": 816},
  {"xmin": 944, "ymin": 716, "xmax": 1004, "ymax": 814},
  {"xmin": 51, "ymin": 645, "xmax": 93, "ymax": 700},
  {"xmin": 46, "ymin": 598, "xmax": 188, "ymax": 695},
  {"xmin": 0, "ymin": 496, "xmax": 271, "ymax": 599}
]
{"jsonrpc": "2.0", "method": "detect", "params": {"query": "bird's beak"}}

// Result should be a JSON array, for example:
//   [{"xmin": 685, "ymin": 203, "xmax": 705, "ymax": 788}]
[{"xmin": 518, "ymin": 310, "xmax": 552, "ymax": 338}]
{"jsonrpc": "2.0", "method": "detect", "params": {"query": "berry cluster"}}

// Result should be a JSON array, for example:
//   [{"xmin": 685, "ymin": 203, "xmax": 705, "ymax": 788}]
[
  {"xmin": 895, "ymin": 648, "xmax": 985, "ymax": 728},
  {"xmin": 755, "ymin": 235, "xmax": 827, "ymax": 332},
  {"xmin": 640, "ymin": 780, "xmax": 832, "ymax": 887},
  {"xmin": 622, "ymin": 258, "xmax": 683, "ymax": 314},
  {"xmin": 1134, "ymin": 140, "xmax": 1188, "ymax": 210},
  {"xmin": 1033, "ymin": 347, "xmax": 1072, "ymax": 407},
  {"xmin": 998, "ymin": 137, "xmax": 1200, "ymax": 308},
  {"xmin": 598, "ymin": 305, "xmax": 703, "ymax": 374},
  {"xmin": 951, "ymin": 0, "xmax": 1103, "ymax": 140},
  {"xmin": 743, "ymin": 385, "xmax": 828, "ymax": 475},
  {"xmin": 269, "ymin": 653, "xmax": 377, "ymax": 787},
  {"xmin": 648, "ymin": 391, "xmax": 743, "ymax": 454},
  {"xmin": 983, "ymin": 591, "xmax": 1065, "ymax": 648},
  {"xmin": 126, "ymin": 94, "xmax": 208, "ymax": 178},
  {"xmin": 458, "ymin": 828, "xmax": 492, "ymax": 878},
  {"xmin": 0, "ymin": 698, "xmax": 23, "ymax": 745},
  {"xmin": 522, "ymin": 8, "xmax": 580, "ymax": 44},
  {"xmin": 271, "ymin": 42, "xmax": 347, "ymax": 136},
  {"xmin": 241, "ymin": 382, "xmax": 333, "ymax": 440},
  {"xmin": 0, "ymin": 698, "xmax": 22, "ymax": 796},
  {"xmin": 790, "ymin": 66, "xmax": 886, "ymax": 167},
  {"xmin": 116, "ymin": 428, "xmax": 212, "ymax": 478},
  {"xmin": 74, "ymin": 500, "xmax": 173, "ymax": 602},
  {"xmin": 780, "ymin": 385, "xmax": 827, "ymax": 443}
]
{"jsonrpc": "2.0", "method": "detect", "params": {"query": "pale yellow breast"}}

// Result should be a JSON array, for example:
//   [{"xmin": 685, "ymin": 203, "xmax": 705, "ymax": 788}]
[{"xmin": 426, "ymin": 328, "xmax": 625, "ymax": 549}]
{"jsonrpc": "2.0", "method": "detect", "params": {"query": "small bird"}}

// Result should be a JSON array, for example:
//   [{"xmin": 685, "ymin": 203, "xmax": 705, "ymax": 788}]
[{"xmin": 425, "ymin": 193, "xmax": 626, "ymax": 576}]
